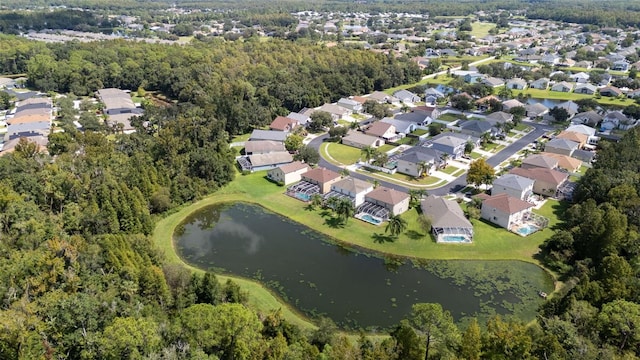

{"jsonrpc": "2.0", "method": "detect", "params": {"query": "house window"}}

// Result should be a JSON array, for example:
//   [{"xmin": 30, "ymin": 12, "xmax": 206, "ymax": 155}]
[{"xmin": 493, "ymin": 216, "xmax": 497, "ymax": 221}]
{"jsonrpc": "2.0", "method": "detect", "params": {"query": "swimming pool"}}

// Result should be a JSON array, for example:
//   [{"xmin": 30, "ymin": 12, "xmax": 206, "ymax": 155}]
[
  {"xmin": 294, "ymin": 193, "xmax": 311, "ymax": 201},
  {"xmin": 440, "ymin": 235, "xmax": 471, "ymax": 243},
  {"xmin": 516, "ymin": 224, "xmax": 539, "ymax": 236},
  {"xmin": 358, "ymin": 214, "xmax": 382, "ymax": 225}
]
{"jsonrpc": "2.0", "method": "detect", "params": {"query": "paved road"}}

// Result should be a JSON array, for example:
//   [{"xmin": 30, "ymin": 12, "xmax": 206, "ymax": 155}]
[{"xmin": 309, "ymin": 121, "xmax": 552, "ymax": 196}]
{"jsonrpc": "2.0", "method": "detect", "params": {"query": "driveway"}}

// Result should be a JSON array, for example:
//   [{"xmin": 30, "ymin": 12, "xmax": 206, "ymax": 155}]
[{"xmin": 308, "ymin": 121, "xmax": 552, "ymax": 196}]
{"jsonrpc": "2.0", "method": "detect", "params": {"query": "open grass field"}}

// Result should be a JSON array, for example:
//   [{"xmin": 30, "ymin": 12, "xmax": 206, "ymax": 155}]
[
  {"xmin": 470, "ymin": 22, "xmax": 496, "ymax": 38},
  {"xmin": 321, "ymin": 142, "xmax": 362, "ymax": 165},
  {"xmin": 514, "ymin": 89, "xmax": 635, "ymax": 107}
]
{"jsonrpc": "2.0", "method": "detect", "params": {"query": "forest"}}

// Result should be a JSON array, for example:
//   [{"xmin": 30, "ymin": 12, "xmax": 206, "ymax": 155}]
[{"xmin": 0, "ymin": 5, "xmax": 640, "ymax": 358}]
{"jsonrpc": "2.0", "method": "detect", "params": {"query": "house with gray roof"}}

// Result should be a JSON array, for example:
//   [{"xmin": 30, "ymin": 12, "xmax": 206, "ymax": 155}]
[
  {"xmin": 529, "ymin": 78, "xmax": 549, "ymax": 90},
  {"xmin": 394, "ymin": 111, "xmax": 432, "ymax": 126},
  {"xmin": 459, "ymin": 120, "xmax": 494, "ymax": 138},
  {"xmin": 485, "ymin": 111, "xmax": 513, "ymax": 126},
  {"xmin": 317, "ymin": 103, "xmax": 351, "ymax": 119},
  {"xmin": 492, "ymin": 174, "xmax": 535, "ymax": 201},
  {"xmin": 574, "ymin": 83, "xmax": 597, "ymax": 95},
  {"xmin": 396, "ymin": 147, "xmax": 443, "ymax": 177},
  {"xmin": 430, "ymin": 133, "xmax": 469, "ymax": 158},
  {"xmin": 243, "ymin": 151, "xmax": 293, "ymax": 172},
  {"xmin": 337, "ymin": 98, "xmax": 363, "ymax": 113},
  {"xmin": 566, "ymin": 124, "xmax": 596, "ymax": 136},
  {"xmin": 420, "ymin": 195, "xmax": 473, "ymax": 243},
  {"xmin": 551, "ymin": 81, "xmax": 574, "ymax": 93},
  {"xmin": 244, "ymin": 140, "xmax": 286, "ymax": 155},
  {"xmin": 502, "ymin": 99, "xmax": 525, "ymax": 112},
  {"xmin": 571, "ymin": 110, "xmax": 602, "ymax": 127},
  {"xmin": 525, "ymin": 103, "xmax": 549, "ymax": 118},
  {"xmin": 342, "ymin": 131, "xmax": 384, "ymax": 149},
  {"xmin": 393, "ymin": 89, "xmax": 421, "ymax": 104},
  {"xmin": 506, "ymin": 78, "xmax": 527, "ymax": 90},
  {"xmin": 249, "ymin": 129, "xmax": 288, "ymax": 142},
  {"xmin": 521, "ymin": 154, "xmax": 559, "ymax": 170},
  {"xmin": 483, "ymin": 77, "xmax": 505, "ymax": 88},
  {"xmin": 287, "ymin": 112, "xmax": 311, "ymax": 126},
  {"xmin": 326, "ymin": 176, "xmax": 374, "ymax": 207},
  {"xmin": 380, "ymin": 117, "xmax": 417, "ymax": 134},
  {"xmin": 544, "ymin": 138, "xmax": 579, "ymax": 156}
]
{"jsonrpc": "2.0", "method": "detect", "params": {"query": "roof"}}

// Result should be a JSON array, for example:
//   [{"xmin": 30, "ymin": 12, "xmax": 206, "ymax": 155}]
[
  {"xmin": 398, "ymin": 147, "xmax": 442, "ymax": 164},
  {"xmin": 380, "ymin": 118, "xmax": 414, "ymax": 133},
  {"xmin": 269, "ymin": 116, "xmax": 297, "ymax": 131},
  {"xmin": 482, "ymin": 193, "xmax": 533, "ymax": 214},
  {"xmin": 276, "ymin": 161, "xmax": 309, "ymax": 174},
  {"xmin": 565, "ymin": 124, "xmax": 596, "ymax": 136},
  {"xmin": 342, "ymin": 131, "xmax": 380, "ymax": 147},
  {"xmin": 250, "ymin": 129, "xmax": 287, "ymax": 142},
  {"xmin": 393, "ymin": 89, "xmax": 419, "ymax": 101},
  {"xmin": 18, "ymin": 97, "xmax": 52, "ymax": 107},
  {"xmin": 367, "ymin": 91, "xmax": 397, "ymax": 102},
  {"xmin": 365, "ymin": 186, "xmax": 409, "ymax": 206},
  {"xmin": 302, "ymin": 167, "xmax": 341, "ymax": 183},
  {"xmin": 510, "ymin": 167, "xmax": 569, "ymax": 186},
  {"xmin": 545, "ymin": 138, "xmax": 580, "ymax": 151},
  {"xmin": 395, "ymin": 111, "xmax": 430, "ymax": 123},
  {"xmin": 552, "ymin": 81, "xmax": 574, "ymax": 90},
  {"xmin": 485, "ymin": 111, "xmax": 513, "ymax": 123},
  {"xmin": 0, "ymin": 136, "xmax": 49, "ymax": 156},
  {"xmin": 556, "ymin": 131, "xmax": 588, "ymax": 144},
  {"xmin": 248, "ymin": 152, "xmax": 293, "ymax": 167},
  {"xmin": 6, "ymin": 113, "xmax": 51, "ymax": 125},
  {"xmin": 332, "ymin": 176, "xmax": 372, "ymax": 194},
  {"xmin": 483, "ymin": 77, "xmax": 504, "ymax": 86},
  {"xmin": 476, "ymin": 95, "xmax": 500, "ymax": 104},
  {"xmin": 286, "ymin": 112, "xmax": 310, "ymax": 124},
  {"xmin": 525, "ymin": 103, "xmax": 549, "ymax": 116},
  {"xmin": 572, "ymin": 110, "xmax": 602, "ymax": 125},
  {"xmin": 521, "ymin": 154, "xmax": 558, "ymax": 169},
  {"xmin": 493, "ymin": 173, "xmax": 535, "ymax": 191},
  {"xmin": 540, "ymin": 152, "xmax": 583, "ymax": 171},
  {"xmin": 420, "ymin": 195, "xmax": 472, "ymax": 229},
  {"xmin": 351, "ymin": 96, "xmax": 369, "ymax": 104},
  {"xmin": 244, "ymin": 140, "xmax": 286, "ymax": 154},
  {"xmin": 318, "ymin": 103, "xmax": 349, "ymax": 116},
  {"xmin": 365, "ymin": 121, "xmax": 395, "ymax": 137},
  {"xmin": 432, "ymin": 134, "xmax": 467, "ymax": 147},
  {"xmin": 502, "ymin": 99, "xmax": 525, "ymax": 108},
  {"xmin": 97, "ymin": 88, "xmax": 135, "ymax": 111},
  {"xmin": 460, "ymin": 120, "xmax": 493, "ymax": 133}
]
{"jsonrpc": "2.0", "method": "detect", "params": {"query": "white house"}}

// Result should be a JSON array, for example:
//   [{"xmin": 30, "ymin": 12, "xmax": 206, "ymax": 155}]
[
  {"xmin": 337, "ymin": 98, "xmax": 363, "ymax": 113},
  {"xmin": 327, "ymin": 177, "xmax": 374, "ymax": 207},
  {"xmin": 481, "ymin": 193, "xmax": 534, "ymax": 230},
  {"xmin": 363, "ymin": 186, "xmax": 410, "ymax": 216},
  {"xmin": 492, "ymin": 174, "xmax": 535, "ymax": 201},
  {"xmin": 267, "ymin": 161, "xmax": 310, "ymax": 185}
]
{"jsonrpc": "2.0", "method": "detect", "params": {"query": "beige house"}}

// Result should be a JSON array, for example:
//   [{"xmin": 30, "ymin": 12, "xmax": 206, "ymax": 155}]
[
  {"xmin": 556, "ymin": 131, "xmax": 588, "ymax": 149},
  {"xmin": 421, "ymin": 195, "xmax": 474, "ymax": 243},
  {"xmin": 510, "ymin": 167, "xmax": 569, "ymax": 197},
  {"xmin": 365, "ymin": 122, "xmax": 397, "ymax": 141},
  {"xmin": 301, "ymin": 167, "xmax": 342, "ymax": 194},
  {"xmin": 481, "ymin": 193, "xmax": 534, "ymax": 230},
  {"xmin": 491, "ymin": 174, "xmax": 534, "ymax": 201},
  {"xmin": 342, "ymin": 131, "xmax": 384, "ymax": 149},
  {"xmin": 540, "ymin": 152, "xmax": 583, "ymax": 172},
  {"xmin": 544, "ymin": 138, "xmax": 580, "ymax": 157},
  {"xmin": 244, "ymin": 140, "xmax": 286, "ymax": 155},
  {"xmin": 267, "ymin": 161, "xmax": 310, "ymax": 185},
  {"xmin": 363, "ymin": 187, "xmax": 410, "ymax": 216},
  {"xmin": 327, "ymin": 177, "xmax": 374, "ymax": 207},
  {"xmin": 521, "ymin": 154, "xmax": 559, "ymax": 170}
]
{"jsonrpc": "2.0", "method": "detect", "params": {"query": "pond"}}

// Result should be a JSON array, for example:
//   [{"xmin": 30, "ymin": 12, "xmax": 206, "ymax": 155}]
[{"xmin": 175, "ymin": 202, "xmax": 554, "ymax": 329}]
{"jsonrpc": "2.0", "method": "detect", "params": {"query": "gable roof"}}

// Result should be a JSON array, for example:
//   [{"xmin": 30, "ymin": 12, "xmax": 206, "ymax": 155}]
[
  {"xmin": 380, "ymin": 118, "xmax": 415, "ymax": 133},
  {"xmin": 287, "ymin": 112, "xmax": 310, "ymax": 124},
  {"xmin": 302, "ymin": 167, "xmax": 341, "ymax": 183},
  {"xmin": 318, "ymin": 103, "xmax": 349, "ymax": 116},
  {"xmin": 250, "ymin": 129, "xmax": 288, "ymax": 142},
  {"xmin": 393, "ymin": 89, "xmax": 420, "ymax": 101},
  {"xmin": 502, "ymin": 99, "xmax": 525, "ymax": 109},
  {"xmin": 482, "ymin": 193, "xmax": 533, "ymax": 214},
  {"xmin": 248, "ymin": 152, "xmax": 293, "ymax": 167},
  {"xmin": 365, "ymin": 186, "xmax": 410, "ymax": 206},
  {"xmin": 522, "ymin": 154, "xmax": 559, "ymax": 169},
  {"xmin": 277, "ymin": 161, "xmax": 309, "ymax": 174},
  {"xmin": 365, "ymin": 121, "xmax": 395, "ymax": 137},
  {"xmin": 493, "ymin": 173, "xmax": 535, "ymax": 191},
  {"xmin": 395, "ymin": 111, "xmax": 430, "ymax": 124},
  {"xmin": 556, "ymin": 130, "xmax": 588, "ymax": 144},
  {"xmin": 545, "ymin": 137, "xmax": 580, "ymax": 151},
  {"xmin": 525, "ymin": 103, "xmax": 549, "ymax": 116},
  {"xmin": 342, "ymin": 131, "xmax": 380, "ymax": 147},
  {"xmin": 571, "ymin": 110, "xmax": 602, "ymax": 125},
  {"xmin": 510, "ymin": 167, "xmax": 568, "ymax": 186},
  {"xmin": 432, "ymin": 134, "xmax": 467, "ymax": 147},
  {"xmin": 459, "ymin": 120, "xmax": 493, "ymax": 133},
  {"xmin": 540, "ymin": 152, "xmax": 583, "ymax": 171},
  {"xmin": 565, "ymin": 124, "xmax": 596, "ymax": 136},
  {"xmin": 332, "ymin": 176, "xmax": 372, "ymax": 194},
  {"xmin": 269, "ymin": 116, "xmax": 297, "ymax": 131},
  {"xmin": 485, "ymin": 111, "xmax": 513, "ymax": 123},
  {"xmin": 398, "ymin": 147, "xmax": 442, "ymax": 164},
  {"xmin": 244, "ymin": 140, "xmax": 286, "ymax": 154},
  {"xmin": 420, "ymin": 195, "xmax": 472, "ymax": 229}
]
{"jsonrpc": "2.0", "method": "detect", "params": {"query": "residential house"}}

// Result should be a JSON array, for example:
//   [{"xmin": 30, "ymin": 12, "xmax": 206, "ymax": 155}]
[
  {"xmin": 326, "ymin": 177, "xmax": 374, "ymax": 207},
  {"xmin": 475, "ymin": 95, "xmax": 501, "ymax": 112},
  {"xmin": 506, "ymin": 78, "xmax": 527, "ymax": 90},
  {"xmin": 413, "ymin": 106, "xmax": 441, "ymax": 120},
  {"xmin": 540, "ymin": 152, "xmax": 583, "ymax": 172},
  {"xmin": 599, "ymin": 86, "xmax": 623, "ymax": 97},
  {"xmin": 380, "ymin": 117, "xmax": 417, "ymax": 134},
  {"xmin": 599, "ymin": 73, "xmax": 612, "ymax": 86},
  {"xmin": 571, "ymin": 72, "xmax": 590, "ymax": 83},
  {"xmin": 529, "ymin": 78, "xmax": 549, "ymax": 90},
  {"xmin": 574, "ymin": 61, "xmax": 592, "ymax": 69},
  {"xmin": 571, "ymin": 149, "xmax": 596, "ymax": 163},
  {"xmin": 393, "ymin": 90, "xmax": 421, "ymax": 104},
  {"xmin": 557, "ymin": 101, "xmax": 579, "ymax": 116},
  {"xmin": 269, "ymin": 116, "xmax": 299, "ymax": 132},
  {"xmin": 551, "ymin": 81, "xmax": 574, "ymax": 93},
  {"xmin": 342, "ymin": 131, "xmax": 384, "ymax": 149},
  {"xmin": 601, "ymin": 111, "xmax": 629, "ymax": 130},
  {"xmin": 396, "ymin": 147, "xmax": 443, "ymax": 177},
  {"xmin": 492, "ymin": 174, "xmax": 535, "ymax": 201},
  {"xmin": 287, "ymin": 112, "xmax": 311, "ymax": 127},
  {"xmin": 463, "ymin": 73, "xmax": 485, "ymax": 84},
  {"xmin": 337, "ymin": 98, "xmax": 363, "ymax": 113},
  {"xmin": 459, "ymin": 120, "xmax": 495, "ymax": 138},
  {"xmin": 571, "ymin": 111, "xmax": 603, "ymax": 127},
  {"xmin": 544, "ymin": 138, "xmax": 580, "ymax": 156},
  {"xmin": 317, "ymin": 103, "xmax": 352, "ymax": 120},
  {"xmin": 502, "ymin": 99, "xmax": 525, "ymax": 112},
  {"xmin": 574, "ymin": 83, "xmax": 597, "ymax": 95},
  {"xmin": 249, "ymin": 129, "xmax": 288, "ymax": 142},
  {"xmin": 483, "ymin": 77, "xmax": 505, "ymax": 88},
  {"xmin": 485, "ymin": 111, "xmax": 513, "ymax": 126},
  {"xmin": 267, "ymin": 161, "xmax": 310, "ymax": 185},
  {"xmin": 556, "ymin": 131, "xmax": 588, "ymax": 148},
  {"xmin": 365, "ymin": 122, "xmax": 397, "ymax": 141},
  {"xmin": 510, "ymin": 167, "xmax": 569, "ymax": 197},
  {"xmin": 525, "ymin": 103, "xmax": 549, "ymax": 118},
  {"xmin": 367, "ymin": 91, "xmax": 399, "ymax": 104},
  {"xmin": 0, "ymin": 136, "xmax": 48, "ymax": 156},
  {"xmin": 244, "ymin": 140, "xmax": 286, "ymax": 155},
  {"xmin": 481, "ymin": 193, "xmax": 534, "ymax": 230},
  {"xmin": 96, "ymin": 88, "xmax": 143, "ymax": 133},
  {"xmin": 246, "ymin": 152, "xmax": 293, "ymax": 172},
  {"xmin": 521, "ymin": 154, "xmax": 559, "ymax": 170},
  {"xmin": 424, "ymin": 88, "xmax": 445, "ymax": 105},
  {"xmin": 430, "ymin": 133, "xmax": 472, "ymax": 158},
  {"xmin": 566, "ymin": 124, "xmax": 597, "ymax": 137},
  {"xmin": 421, "ymin": 195, "xmax": 474, "ymax": 243},
  {"xmin": 611, "ymin": 60, "xmax": 630, "ymax": 71},
  {"xmin": 301, "ymin": 167, "xmax": 342, "ymax": 194},
  {"xmin": 362, "ymin": 186, "xmax": 410, "ymax": 216}
]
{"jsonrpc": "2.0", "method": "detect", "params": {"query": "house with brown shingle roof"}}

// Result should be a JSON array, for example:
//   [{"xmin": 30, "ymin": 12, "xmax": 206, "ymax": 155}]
[
  {"xmin": 244, "ymin": 140, "xmax": 286, "ymax": 155},
  {"xmin": 521, "ymin": 154, "xmax": 559, "ymax": 170},
  {"xmin": 556, "ymin": 131, "xmax": 588, "ymax": 148},
  {"xmin": 269, "ymin": 116, "xmax": 299, "ymax": 132},
  {"xmin": 301, "ymin": 167, "xmax": 342, "ymax": 194},
  {"xmin": 540, "ymin": 152, "xmax": 582, "ymax": 172},
  {"xmin": 365, "ymin": 121, "xmax": 397, "ymax": 140},
  {"xmin": 364, "ymin": 186, "xmax": 410, "ymax": 216},
  {"xmin": 481, "ymin": 193, "xmax": 534, "ymax": 230},
  {"xmin": 267, "ymin": 161, "xmax": 310, "ymax": 185},
  {"xmin": 421, "ymin": 195, "xmax": 474, "ymax": 243},
  {"xmin": 342, "ymin": 131, "xmax": 384, "ymax": 149},
  {"xmin": 510, "ymin": 167, "xmax": 569, "ymax": 197}
]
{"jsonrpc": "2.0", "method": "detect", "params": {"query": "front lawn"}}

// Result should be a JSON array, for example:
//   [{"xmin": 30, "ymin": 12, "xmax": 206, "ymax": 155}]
[
  {"xmin": 411, "ymin": 128, "xmax": 429, "ymax": 136},
  {"xmin": 514, "ymin": 123, "xmax": 531, "ymax": 132},
  {"xmin": 321, "ymin": 142, "xmax": 362, "ymax": 165},
  {"xmin": 440, "ymin": 165, "xmax": 460, "ymax": 175},
  {"xmin": 438, "ymin": 113, "xmax": 466, "ymax": 122},
  {"xmin": 378, "ymin": 144, "xmax": 397, "ymax": 153}
]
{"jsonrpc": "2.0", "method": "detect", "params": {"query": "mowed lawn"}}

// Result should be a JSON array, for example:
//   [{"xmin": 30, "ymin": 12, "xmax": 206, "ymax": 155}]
[
  {"xmin": 321, "ymin": 142, "xmax": 362, "ymax": 165},
  {"xmin": 470, "ymin": 22, "xmax": 496, "ymax": 38},
  {"xmin": 513, "ymin": 88, "xmax": 635, "ymax": 106}
]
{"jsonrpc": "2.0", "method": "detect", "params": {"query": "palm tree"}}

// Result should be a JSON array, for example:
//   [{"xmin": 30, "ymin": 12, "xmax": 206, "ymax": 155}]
[
  {"xmin": 361, "ymin": 146, "xmax": 376, "ymax": 164},
  {"xmin": 408, "ymin": 189, "xmax": 427, "ymax": 208},
  {"xmin": 325, "ymin": 196, "xmax": 340, "ymax": 211},
  {"xmin": 385, "ymin": 214, "xmax": 408, "ymax": 238},
  {"xmin": 371, "ymin": 179, "xmax": 380, "ymax": 189},
  {"xmin": 310, "ymin": 194, "xmax": 323, "ymax": 209},
  {"xmin": 439, "ymin": 153, "xmax": 450, "ymax": 169},
  {"xmin": 335, "ymin": 198, "xmax": 355, "ymax": 224},
  {"xmin": 417, "ymin": 161, "xmax": 430, "ymax": 178}
]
